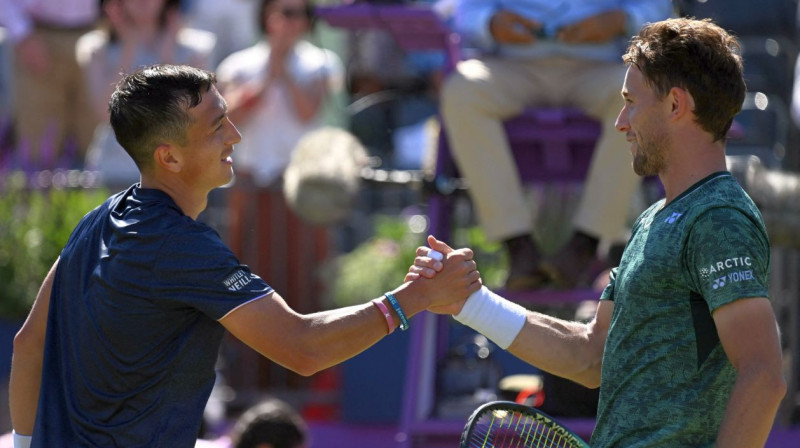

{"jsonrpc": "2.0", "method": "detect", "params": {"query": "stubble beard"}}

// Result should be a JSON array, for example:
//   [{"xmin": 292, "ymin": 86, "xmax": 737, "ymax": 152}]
[{"xmin": 632, "ymin": 132, "xmax": 669, "ymax": 177}]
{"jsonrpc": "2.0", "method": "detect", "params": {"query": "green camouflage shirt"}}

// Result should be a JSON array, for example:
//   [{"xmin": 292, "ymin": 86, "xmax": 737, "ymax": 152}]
[{"xmin": 592, "ymin": 172, "xmax": 770, "ymax": 448}]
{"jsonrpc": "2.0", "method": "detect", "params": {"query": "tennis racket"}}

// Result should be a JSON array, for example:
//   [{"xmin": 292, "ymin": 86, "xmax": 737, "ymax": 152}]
[{"xmin": 460, "ymin": 401, "xmax": 591, "ymax": 448}]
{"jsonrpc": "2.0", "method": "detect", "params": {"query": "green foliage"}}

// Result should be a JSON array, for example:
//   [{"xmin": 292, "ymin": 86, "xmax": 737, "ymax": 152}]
[
  {"xmin": 331, "ymin": 215, "xmax": 508, "ymax": 308},
  {"xmin": 0, "ymin": 173, "xmax": 108, "ymax": 320}
]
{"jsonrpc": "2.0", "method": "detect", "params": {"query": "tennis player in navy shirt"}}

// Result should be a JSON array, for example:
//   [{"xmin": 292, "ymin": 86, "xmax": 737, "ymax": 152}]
[{"xmin": 8, "ymin": 64, "xmax": 482, "ymax": 448}]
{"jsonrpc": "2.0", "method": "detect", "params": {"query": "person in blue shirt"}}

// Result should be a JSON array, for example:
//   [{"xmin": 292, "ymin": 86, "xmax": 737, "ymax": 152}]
[
  {"xmin": 440, "ymin": 0, "xmax": 673, "ymax": 289},
  {"xmin": 8, "ymin": 64, "xmax": 482, "ymax": 448}
]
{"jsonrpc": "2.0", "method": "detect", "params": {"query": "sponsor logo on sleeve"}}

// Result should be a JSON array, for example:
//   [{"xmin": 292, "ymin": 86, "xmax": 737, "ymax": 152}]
[
  {"xmin": 699, "ymin": 256, "xmax": 754, "ymax": 290},
  {"xmin": 223, "ymin": 269, "xmax": 253, "ymax": 291}
]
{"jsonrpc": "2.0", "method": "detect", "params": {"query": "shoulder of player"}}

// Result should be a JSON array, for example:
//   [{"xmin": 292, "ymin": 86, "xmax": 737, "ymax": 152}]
[
  {"xmin": 158, "ymin": 216, "xmax": 227, "ymax": 252},
  {"xmin": 673, "ymin": 175, "xmax": 757, "ymax": 223},
  {"xmin": 115, "ymin": 193, "xmax": 221, "ymax": 247}
]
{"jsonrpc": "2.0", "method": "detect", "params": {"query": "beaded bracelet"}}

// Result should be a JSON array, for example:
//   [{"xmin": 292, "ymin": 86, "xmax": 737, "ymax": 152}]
[
  {"xmin": 371, "ymin": 298, "xmax": 396, "ymax": 334},
  {"xmin": 383, "ymin": 292, "xmax": 409, "ymax": 331}
]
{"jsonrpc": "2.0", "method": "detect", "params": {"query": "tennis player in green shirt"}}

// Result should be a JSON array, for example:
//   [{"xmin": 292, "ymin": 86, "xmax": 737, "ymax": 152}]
[{"xmin": 409, "ymin": 17, "xmax": 785, "ymax": 448}]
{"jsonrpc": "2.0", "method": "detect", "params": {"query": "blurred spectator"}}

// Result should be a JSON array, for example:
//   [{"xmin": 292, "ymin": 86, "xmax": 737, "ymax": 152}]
[
  {"xmin": 184, "ymin": 0, "xmax": 260, "ymax": 68},
  {"xmin": 788, "ymin": 1, "xmax": 800, "ymax": 135},
  {"xmin": 0, "ymin": 27, "xmax": 11, "ymax": 116},
  {"xmin": 76, "ymin": 0, "xmax": 216, "ymax": 189},
  {"xmin": 440, "ymin": 0, "xmax": 674, "ymax": 289},
  {"xmin": 216, "ymin": 0, "xmax": 343, "ymax": 188},
  {"xmin": 214, "ymin": 0, "xmax": 343, "ymax": 326},
  {"xmin": 0, "ymin": 27, "xmax": 12, "ymax": 161},
  {"xmin": 793, "ymin": 56, "xmax": 800, "ymax": 129},
  {"xmin": 229, "ymin": 398, "xmax": 308, "ymax": 448},
  {"xmin": 344, "ymin": 2, "xmax": 446, "ymax": 170},
  {"xmin": 196, "ymin": 397, "xmax": 308, "ymax": 448},
  {"xmin": 0, "ymin": 0, "xmax": 100, "ymax": 168}
]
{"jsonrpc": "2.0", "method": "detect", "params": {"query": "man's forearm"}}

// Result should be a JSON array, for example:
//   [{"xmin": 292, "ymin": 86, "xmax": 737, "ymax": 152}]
[
  {"xmin": 10, "ymin": 258, "xmax": 58, "ymax": 436},
  {"xmin": 715, "ymin": 367, "xmax": 786, "ymax": 447},
  {"xmin": 507, "ymin": 313, "xmax": 603, "ymax": 387},
  {"xmin": 9, "ymin": 339, "xmax": 44, "ymax": 434}
]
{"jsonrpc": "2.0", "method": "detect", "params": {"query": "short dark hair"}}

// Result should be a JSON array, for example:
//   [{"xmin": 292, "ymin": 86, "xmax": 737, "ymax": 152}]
[
  {"xmin": 108, "ymin": 64, "xmax": 216, "ymax": 170},
  {"xmin": 231, "ymin": 398, "xmax": 308, "ymax": 448},
  {"xmin": 623, "ymin": 18, "xmax": 746, "ymax": 142}
]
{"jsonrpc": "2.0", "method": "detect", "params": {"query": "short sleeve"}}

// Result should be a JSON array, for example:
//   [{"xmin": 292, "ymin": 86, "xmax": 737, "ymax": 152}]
[
  {"xmin": 153, "ymin": 227, "xmax": 273, "ymax": 320},
  {"xmin": 683, "ymin": 207, "xmax": 770, "ymax": 312},
  {"xmin": 600, "ymin": 267, "xmax": 618, "ymax": 301}
]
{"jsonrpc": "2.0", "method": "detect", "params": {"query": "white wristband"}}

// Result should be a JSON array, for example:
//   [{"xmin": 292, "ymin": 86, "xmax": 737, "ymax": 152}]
[
  {"xmin": 13, "ymin": 431, "xmax": 32, "ymax": 448},
  {"xmin": 454, "ymin": 286, "xmax": 527, "ymax": 349}
]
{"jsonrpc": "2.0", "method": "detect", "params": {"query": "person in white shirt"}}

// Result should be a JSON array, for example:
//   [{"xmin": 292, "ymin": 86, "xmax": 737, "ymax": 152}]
[
  {"xmin": 76, "ymin": 0, "xmax": 216, "ymax": 189},
  {"xmin": 216, "ymin": 0, "xmax": 343, "ymax": 189}
]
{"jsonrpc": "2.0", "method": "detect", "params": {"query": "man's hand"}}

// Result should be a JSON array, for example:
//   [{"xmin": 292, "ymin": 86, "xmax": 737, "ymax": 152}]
[
  {"xmin": 404, "ymin": 235, "xmax": 451, "ymax": 282},
  {"xmin": 490, "ymin": 10, "xmax": 541, "ymax": 45},
  {"xmin": 405, "ymin": 235, "xmax": 481, "ymax": 315},
  {"xmin": 557, "ymin": 10, "xmax": 626, "ymax": 44},
  {"xmin": 267, "ymin": 47, "xmax": 289, "ymax": 81}
]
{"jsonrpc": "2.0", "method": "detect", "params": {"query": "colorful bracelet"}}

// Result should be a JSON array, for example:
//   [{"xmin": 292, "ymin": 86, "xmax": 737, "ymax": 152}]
[
  {"xmin": 371, "ymin": 298, "xmax": 396, "ymax": 335},
  {"xmin": 384, "ymin": 292, "xmax": 409, "ymax": 331}
]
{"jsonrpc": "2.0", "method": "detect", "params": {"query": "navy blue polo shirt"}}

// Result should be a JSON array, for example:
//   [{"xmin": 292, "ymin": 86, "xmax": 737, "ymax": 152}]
[{"xmin": 32, "ymin": 185, "xmax": 273, "ymax": 447}]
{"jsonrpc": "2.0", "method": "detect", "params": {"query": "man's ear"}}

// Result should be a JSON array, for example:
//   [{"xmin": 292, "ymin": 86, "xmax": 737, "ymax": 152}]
[
  {"xmin": 153, "ymin": 144, "xmax": 183, "ymax": 173},
  {"xmin": 668, "ymin": 86, "xmax": 695, "ymax": 121}
]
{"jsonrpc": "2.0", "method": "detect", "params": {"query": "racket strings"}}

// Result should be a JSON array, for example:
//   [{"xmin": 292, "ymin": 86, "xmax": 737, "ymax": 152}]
[{"xmin": 469, "ymin": 411, "xmax": 581, "ymax": 448}]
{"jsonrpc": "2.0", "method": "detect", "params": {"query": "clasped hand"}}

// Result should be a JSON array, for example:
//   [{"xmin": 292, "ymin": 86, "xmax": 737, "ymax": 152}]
[{"xmin": 404, "ymin": 235, "xmax": 481, "ymax": 315}]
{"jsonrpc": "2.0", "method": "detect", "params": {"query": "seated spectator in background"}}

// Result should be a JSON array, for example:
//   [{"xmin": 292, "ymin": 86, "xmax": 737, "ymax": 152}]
[
  {"xmin": 440, "ymin": 0, "xmax": 673, "ymax": 289},
  {"xmin": 343, "ymin": 1, "xmax": 447, "ymax": 170},
  {"xmin": 0, "ymin": 0, "xmax": 100, "ymax": 168},
  {"xmin": 196, "ymin": 397, "xmax": 308, "ymax": 448},
  {"xmin": 76, "ymin": 0, "xmax": 215, "ymax": 189},
  {"xmin": 216, "ymin": 0, "xmax": 343, "ymax": 189}
]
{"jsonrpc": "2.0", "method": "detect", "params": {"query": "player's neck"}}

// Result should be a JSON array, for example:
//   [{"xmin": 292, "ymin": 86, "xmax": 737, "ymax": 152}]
[
  {"xmin": 139, "ymin": 175, "xmax": 208, "ymax": 220},
  {"xmin": 660, "ymin": 139, "xmax": 727, "ymax": 205}
]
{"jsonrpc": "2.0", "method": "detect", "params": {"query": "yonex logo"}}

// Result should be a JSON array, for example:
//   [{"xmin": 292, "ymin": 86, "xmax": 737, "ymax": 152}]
[
  {"xmin": 664, "ymin": 212, "xmax": 683, "ymax": 224},
  {"xmin": 712, "ymin": 276, "xmax": 726, "ymax": 290}
]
